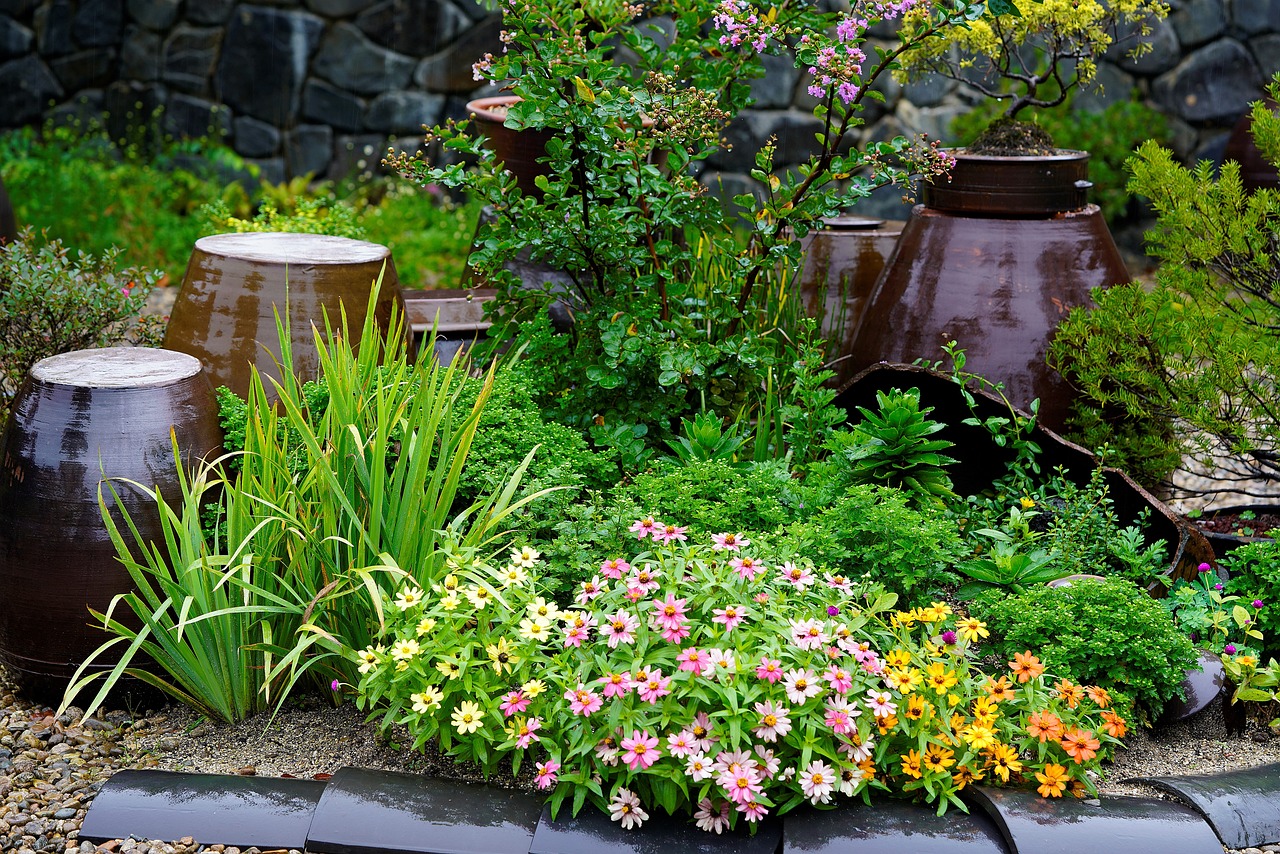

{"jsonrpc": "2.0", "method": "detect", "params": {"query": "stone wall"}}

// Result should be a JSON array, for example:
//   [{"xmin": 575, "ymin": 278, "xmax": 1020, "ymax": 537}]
[{"xmin": 0, "ymin": 0, "xmax": 1275, "ymax": 209}]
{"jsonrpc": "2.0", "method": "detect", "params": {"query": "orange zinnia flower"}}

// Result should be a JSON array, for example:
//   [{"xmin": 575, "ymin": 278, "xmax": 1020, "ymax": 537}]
[
  {"xmin": 1085, "ymin": 685, "xmax": 1111, "ymax": 709},
  {"xmin": 984, "ymin": 674, "xmax": 1016, "ymax": 702},
  {"xmin": 1035, "ymin": 763, "xmax": 1070, "ymax": 798},
  {"xmin": 1026, "ymin": 710, "xmax": 1064, "ymax": 743},
  {"xmin": 857, "ymin": 758, "xmax": 876, "ymax": 781},
  {"xmin": 1009, "ymin": 651, "xmax": 1045, "ymax": 683},
  {"xmin": 1054, "ymin": 678, "xmax": 1083, "ymax": 709},
  {"xmin": 952, "ymin": 765, "xmax": 984, "ymax": 789},
  {"xmin": 1060, "ymin": 727, "xmax": 1101, "ymax": 763},
  {"xmin": 901, "ymin": 748, "xmax": 923, "ymax": 779},
  {"xmin": 1101, "ymin": 710, "xmax": 1128, "ymax": 738}
]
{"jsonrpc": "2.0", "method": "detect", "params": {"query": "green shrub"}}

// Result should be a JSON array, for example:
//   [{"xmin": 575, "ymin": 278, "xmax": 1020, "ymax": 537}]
[
  {"xmin": 775, "ymin": 485, "xmax": 964, "ymax": 605},
  {"xmin": 974, "ymin": 577, "xmax": 1196, "ymax": 718},
  {"xmin": 1222, "ymin": 541, "xmax": 1280, "ymax": 661},
  {"xmin": 0, "ymin": 230, "xmax": 164, "ymax": 417}
]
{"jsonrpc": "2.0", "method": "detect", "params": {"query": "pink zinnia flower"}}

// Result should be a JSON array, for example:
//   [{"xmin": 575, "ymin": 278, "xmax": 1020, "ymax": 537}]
[
  {"xmin": 756, "ymin": 656, "xmax": 784, "ymax": 683},
  {"xmin": 629, "ymin": 517, "xmax": 659, "ymax": 539},
  {"xmin": 799, "ymin": 759, "xmax": 836, "ymax": 804},
  {"xmin": 609, "ymin": 787, "xmax": 648, "ymax": 829},
  {"xmin": 825, "ymin": 573, "xmax": 853, "ymax": 593},
  {"xmin": 710, "ymin": 532, "xmax": 750, "ymax": 552},
  {"xmin": 601, "ymin": 611, "xmax": 638, "ymax": 647},
  {"xmin": 719, "ymin": 762, "xmax": 763, "ymax": 804},
  {"xmin": 600, "ymin": 557, "xmax": 630, "ymax": 579},
  {"xmin": 565, "ymin": 683, "xmax": 603, "ymax": 716},
  {"xmin": 694, "ymin": 798, "xmax": 731, "ymax": 833},
  {"xmin": 784, "ymin": 668, "xmax": 822, "ymax": 705},
  {"xmin": 790, "ymin": 618, "xmax": 828, "ymax": 650},
  {"xmin": 825, "ymin": 665, "xmax": 853, "ymax": 695},
  {"xmin": 778, "ymin": 561, "xmax": 815, "ymax": 590},
  {"xmin": 738, "ymin": 799, "xmax": 769, "ymax": 822},
  {"xmin": 689, "ymin": 712, "xmax": 717, "ymax": 752},
  {"xmin": 600, "ymin": 671, "xmax": 631, "ymax": 698},
  {"xmin": 620, "ymin": 730, "xmax": 661, "ymax": 770},
  {"xmin": 824, "ymin": 704, "xmax": 855, "ymax": 735},
  {"xmin": 627, "ymin": 566, "xmax": 662, "ymax": 594},
  {"xmin": 712, "ymin": 604, "xmax": 748, "ymax": 632},
  {"xmin": 666, "ymin": 729, "xmax": 697, "ymax": 758},
  {"xmin": 635, "ymin": 669, "xmax": 672, "ymax": 704},
  {"xmin": 866, "ymin": 689, "xmax": 897, "ymax": 718},
  {"xmin": 753, "ymin": 745, "xmax": 780, "ymax": 779},
  {"xmin": 713, "ymin": 748, "xmax": 753, "ymax": 774},
  {"xmin": 654, "ymin": 523, "xmax": 688, "ymax": 544},
  {"xmin": 840, "ymin": 732, "xmax": 874, "ymax": 762},
  {"xmin": 499, "ymin": 689, "xmax": 529, "ymax": 717},
  {"xmin": 685, "ymin": 751, "xmax": 712, "ymax": 781},
  {"xmin": 676, "ymin": 647, "xmax": 711, "ymax": 676},
  {"xmin": 534, "ymin": 760, "xmax": 560, "ymax": 789},
  {"xmin": 576, "ymin": 576, "xmax": 606, "ymax": 604},
  {"xmin": 752, "ymin": 700, "xmax": 792, "ymax": 742},
  {"xmin": 651, "ymin": 593, "xmax": 690, "ymax": 631},
  {"xmin": 660, "ymin": 623, "xmax": 691, "ymax": 643},
  {"xmin": 563, "ymin": 623, "xmax": 590, "ymax": 648},
  {"xmin": 514, "ymin": 716, "xmax": 542, "ymax": 748},
  {"xmin": 729, "ymin": 556, "xmax": 763, "ymax": 580}
]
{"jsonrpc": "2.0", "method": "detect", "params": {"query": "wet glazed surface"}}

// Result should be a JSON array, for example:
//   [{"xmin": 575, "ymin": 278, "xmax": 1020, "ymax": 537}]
[{"xmin": 1131, "ymin": 763, "xmax": 1280, "ymax": 849}]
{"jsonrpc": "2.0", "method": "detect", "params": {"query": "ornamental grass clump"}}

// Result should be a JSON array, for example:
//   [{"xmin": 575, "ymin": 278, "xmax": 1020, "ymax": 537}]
[{"xmin": 356, "ymin": 523, "xmax": 1124, "ymax": 831}]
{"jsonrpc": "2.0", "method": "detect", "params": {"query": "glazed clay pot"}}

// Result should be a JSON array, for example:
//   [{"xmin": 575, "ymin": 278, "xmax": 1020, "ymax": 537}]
[
  {"xmin": 466, "ymin": 96, "xmax": 557, "ymax": 197},
  {"xmin": 1223, "ymin": 101, "xmax": 1280, "ymax": 193},
  {"xmin": 0, "ymin": 348, "xmax": 223, "ymax": 698},
  {"xmin": 795, "ymin": 217, "xmax": 905, "ymax": 387},
  {"xmin": 847, "ymin": 150, "xmax": 1130, "ymax": 432},
  {"xmin": 163, "ymin": 233, "xmax": 404, "ymax": 399}
]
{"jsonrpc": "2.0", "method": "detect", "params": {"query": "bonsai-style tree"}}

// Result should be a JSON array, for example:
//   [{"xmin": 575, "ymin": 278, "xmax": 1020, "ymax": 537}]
[
  {"xmin": 897, "ymin": 0, "xmax": 1167, "ymax": 150},
  {"xmin": 1051, "ymin": 77, "xmax": 1280, "ymax": 496}
]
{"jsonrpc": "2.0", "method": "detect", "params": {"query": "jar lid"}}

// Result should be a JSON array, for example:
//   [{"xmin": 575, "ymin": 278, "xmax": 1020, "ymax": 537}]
[{"xmin": 821, "ymin": 216, "xmax": 885, "ymax": 231}]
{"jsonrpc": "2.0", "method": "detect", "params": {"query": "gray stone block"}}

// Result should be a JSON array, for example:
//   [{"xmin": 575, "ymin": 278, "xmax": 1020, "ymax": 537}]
[
  {"xmin": 302, "ymin": 78, "xmax": 366, "ymax": 131},
  {"xmin": 365, "ymin": 89, "xmax": 444, "ymax": 133},
  {"xmin": 312, "ymin": 21, "xmax": 414, "ymax": 95},
  {"xmin": 34, "ymin": 0, "xmax": 73, "ymax": 57},
  {"xmin": 1154, "ymin": 38, "xmax": 1264, "ymax": 123},
  {"xmin": 1072, "ymin": 61, "xmax": 1138, "ymax": 113},
  {"xmin": 708, "ymin": 109, "xmax": 824, "ymax": 172},
  {"xmin": 1171, "ymin": 0, "xmax": 1227, "ymax": 47},
  {"xmin": 749, "ymin": 51, "xmax": 800, "ymax": 109},
  {"xmin": 72, "ymin": 0, "xmax": 124, "ymax": 48},
  {"xmin": 286, "ymin": 123, "xmax": 334, "ymax": 178},
  {"xmin": 247, "ymin": 156, "xmax": 286, "ymax": 185},
  {"xmin": 45, "ymin": 89, "xmax": 105, "ymax": 128},
  {"xmin": 127, "ymin": 0, "xmax": 181, "ymax": 31},
  {"xmin": 49, "ymin": 47, "xmax": 116, "ymax": 91},
  {"xmin": 216, "ymin": 5, "xmax": 324, "ymax": 124},
  {"xmin": 0, "ymin": 14, "xmax": 32, "ymax": 60},
  {"xmin": 187, "ymin": 0, "xmax": 234, "ymax": 25},
  {"xmin": 1250, "ymin": 32, "xmax": 1280, "ymax": 81},
  {"xmin": 103, "ymin": 79, "xmax": 164, "ymax": 137},
  {"xmin": 120, "ymin": 24, "xmax": 160, "ymax": 80},
  {"xmin": 355, "ymin": 0, "xmax": 468, "ymax": 55},
  {"xmin": 1111, "ymin": 16, "xmax": 1181, "ymax": 75},
  {"xmin": 162, "ymin": 25, "xmax": 221, "ymax": 95},
  {"xmin": 330, "ymin": 132, "xmax": 388, "ymax": 179},
  {"xmin": 902, "ymin": 72, "xmax": 953, "ymax": 109},
  {"xmin": 412, "ymin": 11, "xmax": 501, "ymax": 93},
  {"xmin": 1229, "ymin": 0, "xmax": 1280, "ymax": 34},
  {"xmin": 305, "ymin": 0, "xmax": 377, "ymax": 14},
  {"xmin": 233, "ymin": 115, "xmax": 281, "ymax": 157},
  {"xmin": 163, "ymin": 92, "xmax": 232, "ymax": 139},
  {"xmin": 0, "ymin": 55, "xmax": 62, "ymax": 126}
]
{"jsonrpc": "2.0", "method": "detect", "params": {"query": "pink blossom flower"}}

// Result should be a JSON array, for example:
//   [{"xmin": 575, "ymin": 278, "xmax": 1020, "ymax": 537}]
[
  {"xmin": 710, "ymin": 532, "xmax": 750, "ymax": 552},
  {"xmin": 576, "ymin": 576, "xmax": 606, "ymax": 604},
  {"xmin": 738, "ymin": 799, "xmax": 769, "ymax": 822},
  {"xmin": 620, "ymin": 730, "xmax": 661, "ymax": 770},
  {"xmin": 627, "ymin": 566, "xmax": 662, "ymax": 595},
  {"xmin": 753, "ymin": 592, "xmax": 770, "ymax": 604},
  {"xmin": 601, "ymin": 611, "xmax": 639, "ymax": 647},
  {"xmin": 712, "ymin": 604, "xmax": 748, "ymax": 632},
  {"xmin": 562, "ymin": 623, "xmax": 590, "ymax": 648},
  {"xmin": 676, "ymin": 647, "xmax": 712, "ymax": 676},
  {"xmin": 651, "ymin": 593, "xmax": 690, "ymax": 631},
  {"xmin": 514, "ymin": 716, "xmax": 542, "ymax": 748},
  {"xmin": 600, "ymin": 671, "xmax": 631, "ymax": 698},
  {"xmin": 779, "ymin": 561, "xmax": 815, "ymax": 590},
  {"xmin": 756, "ymin": 656, "xmax": 784, "ymax": 683},
  {"xmin": 660, "ymin": 623, "xmax": 691, "ymax": 643},
  {"xmin": 596, "ymin": 737, "xmax": 620, "ymax": 766},
  {"xmin": 609, "ymin": 787, "xmax": 648, "ymax": 830},
  {"xmin": 840, "ymin": 732, "xmax": 875, "ymax": 762},
  {"xmin": 790, "ymin": 618, "xmax": 829, "ymax": 650},
  {"xmin": 653, "ymin": 523, "xmax": 689, "ymax": 544},
  {"xmin": 635, "ymin": 669, "xmax": 672, "ymax": 704},
  {"xmin": 752, "ymin": 700, "xmax": 792, "ymax": 742},
  {"xmin": 600, "ymin": 557, "xmax": 630, "ymax": 579},
  {"xmin": 825, "ymin": 573, "xmax": 853, "ymax": 593},
  {"xmin": 535, "ymin": 760, "xmax": 560, "ymax": 789},
  {"xmin": 753, "ymin": 745, "xmax": 780, "ymax": 779},
  {"xmin": 729, "ymin": 556, "xmax": 763, "ymax": 580},
  {"xmin": 784, "ymin": 668, "xmax": 822, "ymax": 705},
  {"xmin": 689, "ymin": 712, "xmax": 718, "ymax": 752},
  {"xmin": 799, "ymin": 759, "xmax": 836, "ymax": 804},
  {"xmin": 694, "ymin": 798, "xmax": 731, "ymax": 834},
  {"xmin": 718, "ymin": 761, "xmax": 763, "ymax": 804},
  {"xmin": 825, "ymin": 665, "xmax": 853, "ymax": 695},
  {"xmin": 565, "ymin": 684, "xmax": 603, "ymax": 716},
  {"xmin": 824, "ymin": 704, "xmax": 855, "ymax": 735},
  {"xmin": 866, "ymin": 689, "xmax": 897, "ymax": 718},
  {"xmin": 629, "ymin": 517, "xmax": 658, "ymax": 539},
  {"xmin": 713, "ymin": 748, "xmax": 753, "ymax": 773},
  {"xmin": 685, "ymin": 751, "xmax": 713, "ymax": 781},
  {"xmin": 499, "ymin": 689, "xmax": 529, "ymax": 717},
  {"xmin": 666, "ymin": 729, "xmax": 697, "ymax": 758}
]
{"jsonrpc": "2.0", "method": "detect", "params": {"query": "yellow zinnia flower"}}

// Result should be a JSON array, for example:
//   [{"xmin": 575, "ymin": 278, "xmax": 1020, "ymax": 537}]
[
  {"xmin": 411, "ymin": 686, "xmax": 443, "ymax": 714},
  {"xmin": 487, "ymin": 637, "xmax": 521, "ymax": 674},
  {"xmin": 451, "ymin": 700, "xmax": 483, "ymax": 734}
]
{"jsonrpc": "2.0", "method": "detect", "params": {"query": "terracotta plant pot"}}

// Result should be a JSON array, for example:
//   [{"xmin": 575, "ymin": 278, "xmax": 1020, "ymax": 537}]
[
  {"xmin": 847, "ymin": 150, "xmax": 1130, "ymax": 433},
  {"xmin": 466, "ymin": 95, "xmax": 557, "ymax": 197},
  {"xmin": 0, "ymin": 348, "xmax": 223, "ymax": 699},
  {"xmin": 1223, "ymin": 101, "xmax": 1280, "ymax": 194},
  {"xmin": 162, "ymin": 232, "xmax": 405, "ymax": 400}
]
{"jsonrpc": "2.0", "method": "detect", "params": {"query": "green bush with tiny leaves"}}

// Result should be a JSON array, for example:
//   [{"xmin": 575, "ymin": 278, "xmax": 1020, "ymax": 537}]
[{"xmin": 974, "ymin": 576, "xmax": 1196, "ymax": 718}]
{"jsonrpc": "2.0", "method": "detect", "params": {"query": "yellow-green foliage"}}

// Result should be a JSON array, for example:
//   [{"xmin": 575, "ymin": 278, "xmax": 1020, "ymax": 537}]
[{"xmin": 899, "ymin": 0, "xmax": 1167, "ymax": 119}]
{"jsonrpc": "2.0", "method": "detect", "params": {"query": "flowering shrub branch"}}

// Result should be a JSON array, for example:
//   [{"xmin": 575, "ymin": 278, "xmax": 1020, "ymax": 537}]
[{"xmin": 355, "ymin": 524, "xmax": 1124, "ymax": 831}]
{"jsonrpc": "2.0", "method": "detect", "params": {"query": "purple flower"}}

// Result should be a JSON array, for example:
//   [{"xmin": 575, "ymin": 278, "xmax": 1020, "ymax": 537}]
[
  {"xmin": 827, "ymin": 605, "xmax": 840, "ymax": 617},
  {"xmin": 1198, "ymin": 562, "xmax": 1212, "ymax": 573},
  {"xmin": 1224, "ymin": 644, "xmax": 1237, "ymax": 654},
  {"xmin": 1255, "ymin": 600, "xmax": 1265, "ymax": 609},
  {"xmin": 1214, "ymin": 583, "xmax": 1224, "ymax": 590},
  {"xmin": 331, "ymin": 679, "xmax": 341, "ymax": 691},
  {"xmin": 941, "ymin": 630, "xmax": 957, "ymax": 645}
]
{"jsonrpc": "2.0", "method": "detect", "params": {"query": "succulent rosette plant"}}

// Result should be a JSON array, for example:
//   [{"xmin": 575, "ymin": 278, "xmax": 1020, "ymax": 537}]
[{"xmin": 355, "ymin": 524, "xmax": 1124, "ymax": 831}]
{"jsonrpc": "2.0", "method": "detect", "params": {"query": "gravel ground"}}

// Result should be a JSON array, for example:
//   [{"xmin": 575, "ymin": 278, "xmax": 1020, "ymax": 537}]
[{"xmin": 4, "ymin": 663, "xmax": 1280, "ymax": 854}]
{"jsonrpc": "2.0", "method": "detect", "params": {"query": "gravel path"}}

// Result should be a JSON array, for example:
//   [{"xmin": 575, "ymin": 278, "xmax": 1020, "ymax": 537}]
[{"xmin": 4, "ymin": 664, "xmax": 1280, "ymax": 854}]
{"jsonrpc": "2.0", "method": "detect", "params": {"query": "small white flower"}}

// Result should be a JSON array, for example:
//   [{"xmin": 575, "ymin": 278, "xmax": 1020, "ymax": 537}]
[{"xmin": 608, "ymin": 787, "xmax": 648, "ymax": 830}]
